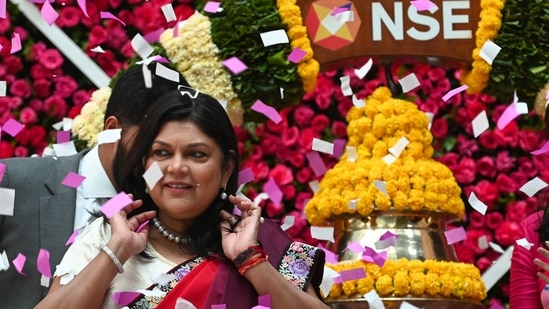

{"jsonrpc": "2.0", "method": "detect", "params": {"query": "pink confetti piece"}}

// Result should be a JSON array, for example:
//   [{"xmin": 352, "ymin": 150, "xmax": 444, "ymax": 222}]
[
  {"xmin": 144, "ymin": 28, "xmax": 165, "ymax": 43},
  {"xmin": 135, "ymin": 219, "xmax": 150, "ymax": 233},
  {"xmin": 444, "ymin": 226, "xmax": 466, "ymax": 245},
  {"xmin": 173, "ymin": 15, "xmax": 183, "ymax": 38},
  {"xmin": 112, "ymin": 291, "xmax": 141, "ymax": 306},
  {"xmin": 37, "ymin": 249, "xmax": 52, "ymax": 278},
  {"xmin": 332, "ymin": 275, "xmax": 343, "ymax": 284},
  {"xmin": 375, "ymin": 236, "xmax": 398, "ymax": 250},
  {"xmin": 339, "ymin": 268, "xmax": 366, "ymax": 281},
  {"xmin": 531, "ymin": 140, "xmax": 549, "ymax": 155},
  {"xmin": 13, "ymin": 252, "xmax": 26, "ymax": 275},
  {"xmin": 222, "ymin": 56, "xmax": 248, "ymax": 74},
  {"xmin": 77, "ymin": 0, "xmax": 89, "ymax": 17},
  {"xmin": 100, "ymin": 192, "xmax": 133, "ymax": 218},
  {"xmin": 288, "ymin": 48, "xmax": 307, "ymax": 63},
  {"xmin": 332, "ymin": 138, "xmax": 346, "ymax": 158},
  {"xmin": 10, "ymin": 32, "xmax": 21, "ymax": 54},
  {"xmin": 497, "ymin": 102, "xmax": 528, "ymax": 130},
  {"xmin": 65, "ymin": 228, "xmax": 82, "ymax": 245},
  {"xmin": 41, "ymin": 0, "xmax": 59, "ymax": 26},
  {"xmin": 330, "ymin": 6, "xmax": 348, "ymax": 15},
  {"xmin": 410, "ymin": 0, "xmax": 436, "ymax": 11},
  {"xmin": 0, "ymin": 162, "xmax": 5, "ymax": 182},
  {"xmin": 346, "ymin": 241, "xmax": 364, "ymax": 253},
  {"xmin": 306, "ymin": 151, "xmax": 327, "ymax": 177},
  {"xmin": 0, "ymin": 0, "xmax": 6, "ymax": 18},
  {"xmin": 100, "ymin": 11, "xmax": 126, "ymax": 26},
  {"xmin": 212, "ymin": 305, "xmax": 227, "ymax": 309},
  {"xmin": 258, "ymin": 294, "xmax": 271, "ymax": 307},
  {"xmin": 57, "ymin": 130, "xmax": 71, "ymax": 143},
  {"xmin": 2, "ymin": 118, "xmax": 24, "ymax": 137},
  {"xmin": 263, "ymin": 178, "xmax": 283, "ymax": 205},
  {"xmin": 490, "ymin": 302, "xmax": 505, "ymax": 309},
  {"xmin": 204, "ymin": 1, "xmax": 222, "ymax": 13},
  {"xmin": 251, "ymin": 100, "xmax": 282, "ymax": 124},
  {"xmin": 379, "ymin": 231, "xmax": 398, "ymax": 241},
  {"xmin": 61, "ymin": 171, "xmax": 86, "ymax": 188},
  {"xmin": 318, "ymin": 244, "xmax": 338, "ymax": 264},
  {"xmin": 238, "ymin": 167, "xmax": 254, "ymax": 186},
  {"xmin": 442, "ymin": 84, "xmax": 468, "ymax": 102},
  {"xmin": 362, "ymin": 246, "xmax": 386, "ymax": 267}
]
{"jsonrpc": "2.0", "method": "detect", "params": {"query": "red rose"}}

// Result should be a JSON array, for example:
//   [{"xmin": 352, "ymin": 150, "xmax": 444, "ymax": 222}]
[
  {"xmin": 264, "ymin": 200, "xmax": 283, "ymax": 218},
  {"xmin": 453, "ymin": 157, "xmax": 476, "ymax": 184},
  {"xmin": 478, "ymin": 130, "xmax": 499, "ymax": 150},
  {"xmin": 57, "ymin": 6, "xmax": 82, "ymax": 28},
  {"xmin": 39, "ymin": 49, "xmax": 64, "ymax": 70},
  {"xmin": 494, "ymin": 122, "xmax": 518, "ymax": 147},
  {"xmin": 485, "ymin": 211, "xmax": 503, "ymax": 230},
  {"xmin": 298, "ymin": 128, "xmax": 316, "ymax": 150},
  {"xmin": 5, "ymin": 55, "xmax": 23, "ymax": 74},
  {"xmin": 534, "ymin": 153, "xmax": 549, "ymax": 173},
  {"xmin": 435, "ymin": 78, "xmax": 451, "ymax": 93},
  {"xmin": 419, "ymin": 98, "xmax": 440, "ymax": 115},
  {"xmin": 337, "ymin": 96, "xmax": 353, "ymax": 117},
  {"xmin": 54, "ymin": 76, "xmax": 78, "ymax": 98},
  {"xmin": 0, "ymin": 36, "xmax": 11, "ymax": 57},
  {"xmin": 33, "ymin": 79, "xmax": 52, "ymax": 98},
  {"xmin": 281, "ymin": 184, "xmax": 296, "ymax": 200},
  {"xmin": 518, "ymin": 157, "xmax": 538, "ymax": 178},
  {"xmin": 88, "ymin": 25, "xmax": 108, "ymax": 47},
  {"xmin": 8, "ymin": 97, "xmax": 22, "ymax": 109},
  {"xmin": 14, "ymin": 127, "xmax": 31, "ymax": 145},
  {"xmin": 9, "ymin": 78, "xmax": 31, "ymax": 98},
  {"xmin": 476, "ymin": 156, "xmax": 496, "ymax": 178},
  {"xmin": 464, "ymin": 228, "xmax": 491, "ymax": 254},
  {"xmin": 243, "ymin": 160, "xmax": 269, "ymax": 181},
  {"xmin": 14, "ymin": 146, "xmax": 29, "ymax": 157},
  {"xmin": 133, "ymin": 3, "xmax": 165, "ymax": 34},
  {"xmin": 510, "ymin": 171, "xmax": 528, "ymax": 192},
  {"xmin": 29, "ymin": 42, "xmax": 47, "ymax": 60},
  {"xmin": 81, "ymin": 2, "xmax": 101, "ymax": 28},
  {"xmin": 105, "ymin": 24, "xmax": 129, "ymax": 50},
  {"xmin": 120, "ymin": 40, "xmax": 135, "ymax": 58},
  {"xmin": 0, "ymin": 14, "xmax": 11, "ymax": 34},
  {"xmin": 491, "ymin": 104, "xmax": 507, "ymax": 124},
  {"xmin": 494, "ymin": 221, "xmax": 520, "ymax": 247},
  {"xmin": 0, "ymin": 141, "xmax": 14, "ymax": 158},
  {"xmin": 295, "ymin": 167, "xmax": 313, "ymax": 183},
  {"xmin": 294, "ymin": 192, "xmax": 313, "ymax": 211},
  {"xmin": 289, "ymin": 152, "xmax": 306, "ymax": 168},
  {"xmin": 0, "ymin": 97, "xmax": 9, "ymax": 114},
  {"xmin": 29, "ymin": 99, "xmax": 43, "ymax": 112},
  {"xmin": 311, "ymin": 114, "xmax": 330, "ymax": 135},
  {"xmin": 456, "ymin": 134, "xmax": 479, "ymax": 157},
  {"xmin": 259, "ymin": 134, "xmax": 282, "ymax": 155},
  {"xmin": 173, "ymin": 4, "xmax": 195, "ymax": 21},
  {"xmin": 495, "ymin": 173, "xmax": 516, "ymax": 193},
  {"xmin": 67, "ymin": 106, "xmax": 82, "ymax": 119},
  {"xmin": 465, "ymin": 100, "xmax": 486, "ymax": 120},
  {"xmin": 437, "ymin": 152, "xmax": 459, "ymax": 169},
  {"xmin": 472, "ymin": 180, "xmax": 499, "ymax": 208},
  {"xmin": 117, "ymin": 10, "xmax": 135, "ymax": 27},
  {"xmin": 430, "ymin": 118, "xmax": 448, "ymax": 139},
  {"xmin": 454, "ymin": 243, "xmax": 476, "ymax": 263},
  {"xmin": 427, "ymin": 67, "xmax": 446, "ymax": 81},
  {"xmin": 269, "ymin": 164, "xmax": 293, "ymax": 186},
  {"xmin": 281, "ymin": 126, "xmax": 299, "ymax": 147},
  {"xmin": 19, "ymin": 107, "xmax": 37, "ymax": 124},
  {"xmin": 250, "ymin": 145, "xmax": 263, "ymax": 161},
  {"xmin": 468, "ymin": 211, "xmax": 486, "ymax": 229},
  {"xmin": 476, "ymin": 257, "xmax": 493, "ymax": 273},
  {"xmin": 44, "ymin": 95, "xmax": 68, "ymax": 119},
  {"xmin": 28, "ymin": 125, "xmax": 47, "ymax": 149},
  {"xmin": 96, "ymin": 51, "xmax": 122, "ymax": 77}
]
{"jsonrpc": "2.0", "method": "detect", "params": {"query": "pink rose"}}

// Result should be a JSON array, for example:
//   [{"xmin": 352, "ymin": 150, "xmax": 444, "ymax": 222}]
[
  {"xmin": 478, "ymin": 130, "xmax": 499, "ymax": 150},
  {"xmin": 260, "ymin": 134, "xmax": 282, "ymax": 155},
  {"xmin": 494, "ymin": 122, "xmax": 518, "ymax": 147},
  {"xmin": 81, "ymin": 2, "xmax": 101, "ymax": 28},
  {"xmin": 105, "ymin": 24, "xmax": 129, "ymax": 50},
  {"xmin": 120, "ymin": 41, "xmax": 135, "ymax": 58},
  {"xmin": 510, "ymin": 171, "xmax": 528, "ymax": 192},
  {"xmin": 33, "ymin": 79, "xmax": 52, "ymax": 98},
  {"xmin": 9, "ymin": 79, "xmax": 31, "ymax": 98},
  {"xmin": 437, "ymin": 152, "xmax": 459, "ymax": 169},
  {"xmin": 486, "ymin": 211, "xmax": 503, "ymax": 230},
  {"xmin": 476, "ymin": 257, "xmax": 494, "ymax": 272},
  {"xmin": 14, "ymin": 146, "xmax": 29, "ymax": 157},
  {"xmin": 14, "ymin": 127, "xmax": 31, "ymax": 145},
  {"xmin": 281, "ymin": 184, "xmax": 296, "ymax": 200},
  {"xmin": 244, "ymin": 160, "xmax": 269, "ymax": 181},
  {"xmin": 71, "ymin": 89, "xmax": 91, "ymax": 107},
  {"xmin": 5, "ymin": 55, "xmax": 23, "ymax": 74},
  {"xmin": 19, "ymin": 107, "xmax": 37, "ymax": 124},
  {"xmin": 311, "ymin": 114, "xmax": 330, "ymax": 134},
  {"xmin": 456, "ymin": 134, "xmax": 479, "ymax": 157},
  {"xmin": 453, "ymin": 157, "xmax": 476, "ymax": 184},
  {"xmin": 495, "ymin": 173, "xmax": 516, "ymax": 193},
  {"xmin": 293, "ymin": 105, "xmax": 314, "ymax": 127},
  {"xmin": 518, "ymin": 157, "xmax": 538, "ymax": 178},
  {"xmin": 476, "ymin": 156, "xmax": 496, "ymax": 178},
  {"xmin": 468, "ymin": 211, "xmax": 486, "ymax": 229},
  {"xmin": 519, "ymin": 129, "xmax": 545, "ymax": 152},
  {"xmin": 269, "ymin": 164, "xmax": 293, "ymax": 186},
  {"xmin": 330, "ymin": 121, "xmax": 347, "ymax": 138},
  {"xmin": 133, "ymin": 3, "xmax": 165, "ymax": 33},
  {"xmin": 494, "ymin": 221, "xmax": 520, "ymax": 247},
  {"xmin": 0, "ymin": 14, "xmax": 11, "ymax": 34},
  {"xmin": 289, "ymin": 152, "xmax": 306, "ymax": 168},
  {"xmin": 117, "ymin": 10, "xmax": 135, "ymax": 27},
  {"xmin": 506, "ymin": 200, "xmax": 527, "ymax": 223},
  {"xmin": 427, "ymin": 67, "xmax": 446, "ymax": 81},
  {"xmin": 464, "ymin": 228, "xmax": 491, "ymax": 254},
  {"xmin": 336, "ymin": 96, "xmax": 353, "ymax": 117},
  {"xmin": 96, "ymin": 51, "xmax": 123, "ymax": 77},
  {"xmin": 264, "ymin": 200, "xmax": 283, "ymax": 218},
  {"xmin": 249, "ymin": 145, "xmax": 263, "ymax": 161},
  {"xmin": 0, "ymin": 37, "xmax": 11, "ymax": 57},
  {"xmin": 430, "ymin": 118, "xmax": 448, "ymax": 139},
  {"xmin": 44, "ymin": 95, "xmax": 68, "ymax": 119},
  {"xmin": 491, "ymin": 105, "xmax": 507, "ymax": 124},
  {"xmin": 29, "ymin": 99, "xmax": 43, "ymax": 112},
  {"xmin": 294, "ymin": 192, "xmax": 313, "ymax": 211},
  {"xmin": 281, "ymin": 126, "xmax": 299, "ymax": 147},
  {"xmin": 454, "ymin": 243, "xmax": 476, "ymax": 264},
  {"xmin": 88, "ymin": 25, "xmax": 108, "ymax": 47},
  {"xmin": 471, "ymin": 180, "xmax": 499, "ymax": 208},
  {"xmin": 30, "ymin": 64, "xmax": 48, "ymax": 80},
  {"xmin": 8, "ymin": 97, "xmax": 22, "ymax": 109},
  {"xmin": 39, "ymin": 49, "xmax": 64, "ymax": 70},
  {"xmin": 54, "ymin": 76, "xmax": 78, "ymax": 98},
  {"xmin": 296, "ymin": 166, "xmax": 313, "ymax": 183},
  {"xmin": 534, "ymin": 153, "xmax": 549, "ymax": 173},
  {"xmin": 495, "ymin": 150, "xmax": 516, "ymax": 172},
  {"xmin": 57, "ymin": 6, "xmax": 82, "ymax": 28},
  {"xmin": 298, "ymin": 128, "xmax": 316, "ymax": 150},
  {"xmin": 30, "ymin": 42, "xmax": 47, "ymax": 60},
  {"xmin": 435, "ymin": 78, "xmax": 451, "ymax": 93}
]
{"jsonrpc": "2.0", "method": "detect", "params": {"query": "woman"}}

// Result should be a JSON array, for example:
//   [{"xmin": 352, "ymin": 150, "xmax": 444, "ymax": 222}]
[{"xmin": 36, "ymin": 87, "xmax": 327, "ymax": 309}]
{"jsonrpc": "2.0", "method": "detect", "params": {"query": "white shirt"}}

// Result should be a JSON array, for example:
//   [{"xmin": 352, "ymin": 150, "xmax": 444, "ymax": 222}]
[
  {"xmin": 74, "ymin": 146, "xmax": 117, "ymax": 230},
  {"xmin": 55, "ymin": 217, "xmax": 175, "ymax": 309}
]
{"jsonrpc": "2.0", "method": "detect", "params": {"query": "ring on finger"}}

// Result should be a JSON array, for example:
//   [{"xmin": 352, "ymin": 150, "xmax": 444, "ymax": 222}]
[{"xmin": 228, "ymin": 216, "xmax": 239, "ymax": 227}]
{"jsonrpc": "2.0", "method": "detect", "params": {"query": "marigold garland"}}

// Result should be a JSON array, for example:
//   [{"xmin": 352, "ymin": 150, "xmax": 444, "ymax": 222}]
[
  {"xmin": 461, "ymin": 0, "xmax": 505, "ymax": 94},
  {"xmin": 326, "ymin": 259, "xmax": 487, "ymax": 302},
  {"xmin": 304, "ymin": 87, "xmax": 465, "ymax": 225}
]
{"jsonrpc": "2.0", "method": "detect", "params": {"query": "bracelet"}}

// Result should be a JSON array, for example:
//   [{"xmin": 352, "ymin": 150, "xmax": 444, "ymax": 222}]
[
  {"xmin": 101, "ymin": 245, "xmax": 124, "ymax": 274},
  {"xmin": 233, "ymin": 245, "xmax": 268, "ymax": 275}
]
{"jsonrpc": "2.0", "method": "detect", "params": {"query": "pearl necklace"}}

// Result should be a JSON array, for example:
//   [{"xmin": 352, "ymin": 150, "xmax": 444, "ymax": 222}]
[{"xmin": 152, "ymin": 217, "xmax": 188, "ymax": 244}]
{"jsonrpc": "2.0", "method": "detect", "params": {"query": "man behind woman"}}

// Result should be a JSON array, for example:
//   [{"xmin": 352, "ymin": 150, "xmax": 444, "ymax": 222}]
[{"xmin": 36, "ymin": 87, "xmax": 327, "ymax": 308}]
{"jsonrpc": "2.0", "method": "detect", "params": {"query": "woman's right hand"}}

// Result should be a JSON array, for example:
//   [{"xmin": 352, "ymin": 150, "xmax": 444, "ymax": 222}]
[{"xmin": 107, "ymin": 196, "xmax": 156, "ymax": 263}]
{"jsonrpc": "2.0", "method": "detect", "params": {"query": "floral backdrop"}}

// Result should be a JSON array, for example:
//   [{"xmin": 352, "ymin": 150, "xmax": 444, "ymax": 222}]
[{"xmin": 1, "ymin": 0, "xmax": 548, "ymax": 307}]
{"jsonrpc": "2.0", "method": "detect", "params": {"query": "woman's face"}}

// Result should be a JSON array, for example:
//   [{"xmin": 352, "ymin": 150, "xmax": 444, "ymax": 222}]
[{"xmin": 145, "ymin": 120, "xmax": 233, "ymax": 225}]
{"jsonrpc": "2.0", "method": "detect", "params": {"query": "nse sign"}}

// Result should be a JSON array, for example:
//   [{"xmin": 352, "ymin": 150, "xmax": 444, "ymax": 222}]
[{"xmin": 298, "ymin": 0, "xmax": 481, "ymax": 70}]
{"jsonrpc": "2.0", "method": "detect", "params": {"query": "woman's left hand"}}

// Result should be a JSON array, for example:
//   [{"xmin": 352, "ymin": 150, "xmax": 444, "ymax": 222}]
[
  {"xmin": 220, "ymin": 195, "xmax": 262, "ymax": 260},
  {"xmin": 536, "ymin": 245, "xmax": 549, "ymax": 284}
]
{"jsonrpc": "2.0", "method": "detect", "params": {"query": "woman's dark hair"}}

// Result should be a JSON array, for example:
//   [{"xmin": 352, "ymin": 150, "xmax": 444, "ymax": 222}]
[{"xmin": 116, "ymin": 88, "xmax": 239, "ymax": 257}]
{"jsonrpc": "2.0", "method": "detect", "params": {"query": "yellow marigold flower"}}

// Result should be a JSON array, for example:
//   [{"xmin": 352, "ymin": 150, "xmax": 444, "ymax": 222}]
[
  {"xmin": 409, "ymin": 272, "xmax": 426, "ymax": 296},
  {"xmin": 375, "ymin": 274, "xmax": 394, "ymax": 296},
  {"xmin": 393, "ymin": 271, "xmax": 410, "ymax": 296}
]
